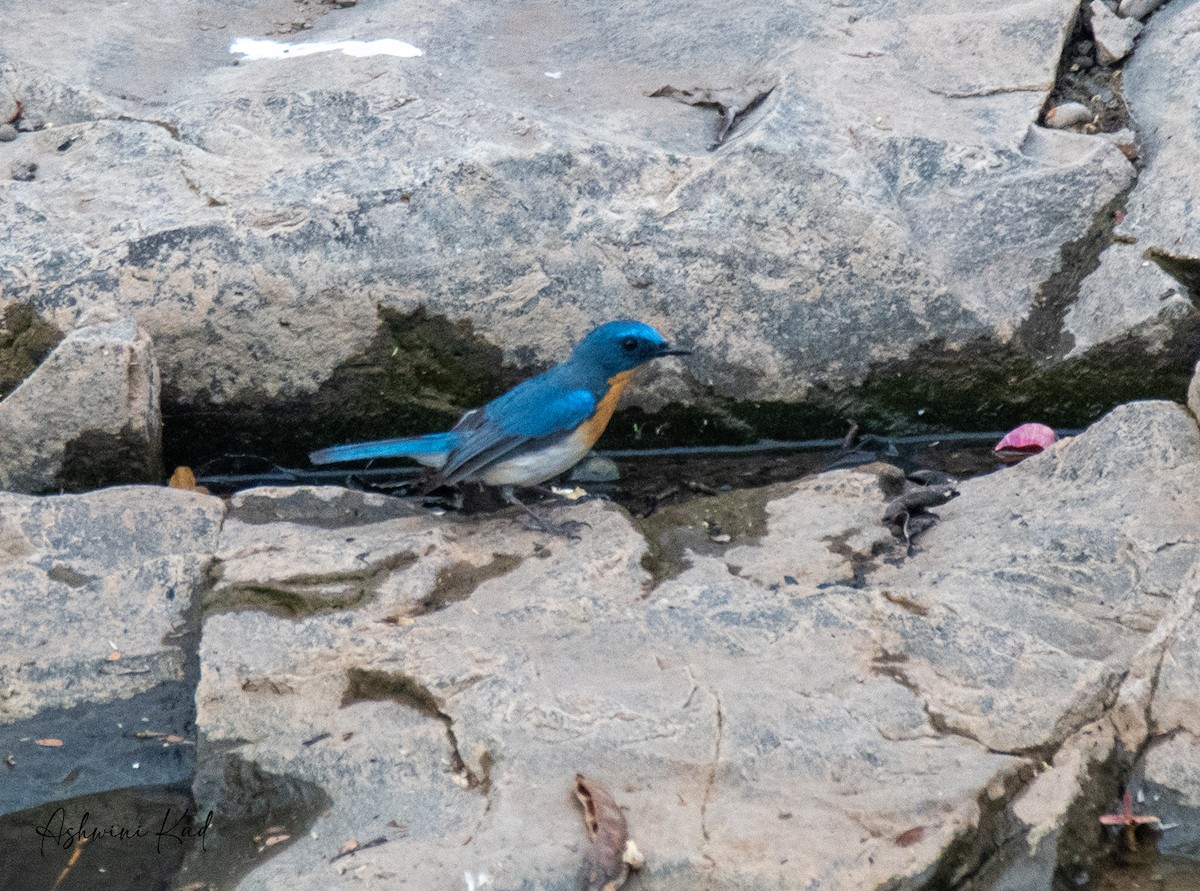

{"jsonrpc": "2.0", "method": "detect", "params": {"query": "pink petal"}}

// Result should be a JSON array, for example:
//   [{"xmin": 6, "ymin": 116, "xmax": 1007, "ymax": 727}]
[{"xmin": 995, "ymin": 423, "xmax": 1058, "ymax": 455}]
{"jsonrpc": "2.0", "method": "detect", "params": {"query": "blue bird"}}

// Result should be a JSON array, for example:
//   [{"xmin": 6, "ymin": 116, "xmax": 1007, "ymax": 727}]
[{"xmin": 309, "ymin": 320, "xmax": 689, "ymax": 528}]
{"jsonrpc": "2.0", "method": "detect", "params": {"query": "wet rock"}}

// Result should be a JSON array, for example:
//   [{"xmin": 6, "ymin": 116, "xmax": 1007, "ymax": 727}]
[
  {"xmin": 0, "ymin": 485, "xmax": 225, "ymax": 812},
  {"xmin": 0, "ymin": 0, "xmax": 1135, "ymax": 427},
  {"xmin": 1091, "ymin": 0, "xmax": 1142, "ymax": 64},
  {"xmin": 1045, "ymin": 101, "xmax": 1093, "ymax": 129},
  {"xmin": 195, "ymin": 399, "xmax": 1200, "ymax": 889},
  {"xmin": 0, "ymin": 317, "xmax": 162, "ymax": 493}
]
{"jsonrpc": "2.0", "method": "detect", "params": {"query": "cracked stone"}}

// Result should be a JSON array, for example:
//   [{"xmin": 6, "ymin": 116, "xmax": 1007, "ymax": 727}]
[
  {"xmin": 0, "ymin": 0, "xmax": 1141, "ymax": 425},
  {"xmin": 0, "ymin": 317, "xmax": 162, "ymax": 493},
  {"xmin": 0, "ymin": 485, "xmax": 225, "ymax": 813},
  {"xmin": 189, "ymin": 399, "xmax": 1200, "ymax": 888}
]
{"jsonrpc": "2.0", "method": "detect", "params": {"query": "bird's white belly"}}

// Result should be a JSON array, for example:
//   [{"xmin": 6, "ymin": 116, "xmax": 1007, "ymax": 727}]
[{"xmin": 479, "ymin": 429, "xmax": 593, "ymax": 487}]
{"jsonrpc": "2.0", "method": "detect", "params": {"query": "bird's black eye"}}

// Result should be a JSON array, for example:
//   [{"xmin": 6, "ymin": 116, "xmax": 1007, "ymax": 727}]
[{"xmin": 620, "ymin": 337, "xmax": 639, "ymax": 353}]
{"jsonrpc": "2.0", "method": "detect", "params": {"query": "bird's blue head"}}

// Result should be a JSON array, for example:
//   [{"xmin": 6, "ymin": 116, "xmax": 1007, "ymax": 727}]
[{"xmin": 570, "ymin": 320, "xmax": 690, "ymax": 377}]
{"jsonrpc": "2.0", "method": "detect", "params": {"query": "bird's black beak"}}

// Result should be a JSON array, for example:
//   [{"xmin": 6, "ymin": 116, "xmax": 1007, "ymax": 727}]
[{"xmin": 656, "ymin": 344, "xmax": 692, "ymax": 357}]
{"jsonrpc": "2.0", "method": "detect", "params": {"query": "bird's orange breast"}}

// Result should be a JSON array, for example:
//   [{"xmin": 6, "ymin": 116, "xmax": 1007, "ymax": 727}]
[{"xmin": 577, "ymin": 370, "xmax": 634, "ymax": 448}]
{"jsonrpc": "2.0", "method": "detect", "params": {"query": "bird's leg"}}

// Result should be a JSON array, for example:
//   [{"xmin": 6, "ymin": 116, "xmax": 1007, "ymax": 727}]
[{"xmin": 501, "ymin": 487, "xmax": 589, "ymax": 540}]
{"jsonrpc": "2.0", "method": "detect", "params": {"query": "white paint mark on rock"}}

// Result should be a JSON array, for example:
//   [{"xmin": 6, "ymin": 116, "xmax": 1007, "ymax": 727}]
[{"xmin": 229, "ymin": 37, "xmax": 423, "ymax": 61}]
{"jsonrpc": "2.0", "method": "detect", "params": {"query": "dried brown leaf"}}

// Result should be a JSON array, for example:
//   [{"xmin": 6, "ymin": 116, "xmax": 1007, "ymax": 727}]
[
  {"xmin": 895, "ymin": 825, "xmax": 925, "ymax": 847},
  {"xmin": 574, "ymin": 774, "xmax": 637, "ymax": 891},
  {"xmin": 35, "ymin": 738, "xmax": 64, "ymax": 748},
  {"xmin": 263, "ymin": 834, "xmax": 290, "ymax": 847},
  {"xmin": 168, "ymin": 466, "xmax": 198, "ymax": 489},
  {"xmin": 648, "ymin": 76, "xmax": 777, "ymax": 146},
  {"xmin": 107, "ymin": 651, "xmax": 122, "ymax": 661}
]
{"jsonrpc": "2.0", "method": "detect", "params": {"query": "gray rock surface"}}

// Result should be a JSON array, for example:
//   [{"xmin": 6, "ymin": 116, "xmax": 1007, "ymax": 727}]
[
  {"xmin": 0, "ymin": 485, "xmax": 225, "ymax": 812},
  {"xmin": 0, "ymin": 0, "xmax": 1137, "ymax": 419},
  {"xmin": 0, "ymin": 317, "xmax": 162, "ymax": 493},
  {"xmin": 1074, "ymin": 0, "xmax": 1200, "ymax": 353},
  {"xmin": 1190, "ymin": 359, "xmax": 1200, "ymax": 421},
  {"xmin": 1091, "ymin": 0, "xmax": 1142, "ymax": 64},
  {"xmin": 1064, "ymin": 243, "xmax": 1190, "ymax": 356},
  {"xmin": 193, "ymin": 399, "xmax": 1200, "ymax": 889}
]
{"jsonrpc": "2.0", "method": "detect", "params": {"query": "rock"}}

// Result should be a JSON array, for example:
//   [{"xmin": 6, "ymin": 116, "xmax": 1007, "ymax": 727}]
[
  {"xmin": 0, "ymin": 0, "xmax": 1139, "ymax": 441},
  {"xmin": 874, "ymin": 401, "xmax": 1200, "ymax": 752},
  {"xmin": 0, "ymin": 317, "xmax": 163, "ymax": 493},
  {"xmin": 1117, "ymin": 0, "xmax": 1165, "ymax": 20},
  {"xmin": 1100, "ymin": 126, "xmax": 1138, "ymax": 161},
  {"xmin": 1091, "ymin": 0, "xmax": 1142, "ymax": 64},
  {"xmin": 1190, "ymin": 360, "xmax": 1200, "ymax": 421},
  {"xmin": 569, "ymin": 454, "xmax": 620, "ymax": 483},
  {"xmin": 1065, "ymin": 243, "xmax": 1190, "ymax": 355},
  {"xmin": 0, "ymin": 485, "xmax": 225, "ymax": 813},
  {"xmin": 9, "ymin": 161, "xmax": 35, "ymax": 181},
  {"xmin": 1044, "ymin": 101, "xmax": 1093, "ymax": 129},
  {"xmin": 0, "ymin": 125, "xmax": 16, "ymax": 142},
  {"xmin": 194, "ymin": 399, "xmax": 1200, "ymax": 888},
  {"xmin": 1077, "ymin": 0, "xmax": 1200, "ymax": 364}
]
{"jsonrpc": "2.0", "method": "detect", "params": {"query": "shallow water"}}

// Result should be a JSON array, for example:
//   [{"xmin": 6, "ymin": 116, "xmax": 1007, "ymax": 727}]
[{"xmin": 0, "ymin": 758, "xmax": 327, "ymax": 891}]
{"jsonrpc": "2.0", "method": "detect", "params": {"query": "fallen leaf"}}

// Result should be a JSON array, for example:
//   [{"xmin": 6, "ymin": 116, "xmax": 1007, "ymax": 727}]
[
  {"xmin": 574, "ymin": 774, "xmax": 640, "ymax": 891},
  {"xmin": 263, "ymin": 834, "xmax": 290, "ymax": 847},
  {"xmin": 1100, "ymin": 790, "xmax": 1161, "ymax": 827},
  {"xmin": 107, "ymin": 651, "xmax": 121, "ymax": 661},
  {"xmin": 895, "ymin": 826, "xmax": 925, "ymax": 847},
  {"xmin": 167, "ymin": 466, "xmax": 211, "ymax": 495},
  {"xmin": 35, "ymin": 738, "xmax": 64, "ymax": 748},
  {"xmin": 648, "ymin": 75, "xmax": 777, "ymax": 147}
]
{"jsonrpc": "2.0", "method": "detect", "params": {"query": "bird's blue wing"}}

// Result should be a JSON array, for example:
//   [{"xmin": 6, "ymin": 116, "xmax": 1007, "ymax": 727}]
[{"xmin": 437, "ymin": 383, "xmax": 597, "ymax": 484}]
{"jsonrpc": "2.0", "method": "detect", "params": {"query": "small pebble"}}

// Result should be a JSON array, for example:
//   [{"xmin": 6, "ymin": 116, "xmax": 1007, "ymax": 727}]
[
  {"xmin": 10, "ymin": 161, "xmax": 36, "ymax": 182},
  {"xmin": 0, "ymin": 124, "xmax": 16, "ymax": 142},
  {"xmin": 1044, "ymin": 102, "xmax": 1092, "ymax": 129}
]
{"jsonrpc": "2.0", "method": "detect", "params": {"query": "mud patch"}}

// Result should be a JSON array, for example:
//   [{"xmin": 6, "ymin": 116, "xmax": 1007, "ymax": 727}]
[
  {"xmin": 204, "ymin": 551, "xmax": 417, "ymax": 619},
  {"xmin": 636, "ymin": 483, "xmax": 780, "ymax": 587},
  {"xmin": 418, "ymin": 553, "xmax": 524, "ymax": 613}
]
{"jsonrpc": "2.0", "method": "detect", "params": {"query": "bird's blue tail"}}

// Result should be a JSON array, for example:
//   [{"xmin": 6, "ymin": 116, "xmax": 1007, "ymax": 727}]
[{"xmin": 309, "ymin": 432, "xmax": 455, "ymax": 466}]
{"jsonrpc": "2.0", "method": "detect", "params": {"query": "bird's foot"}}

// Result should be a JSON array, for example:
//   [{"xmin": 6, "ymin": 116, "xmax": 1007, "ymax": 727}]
[
  {"xmin": 517, "ymin": 515, "xmax": 591, "ymax": 540},
  {"xmin": 502, "ymin": 487, "xmax": 590, "ymax": 541}
]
